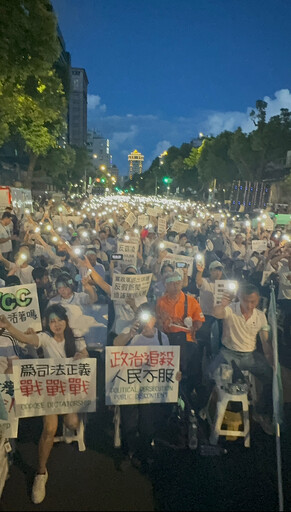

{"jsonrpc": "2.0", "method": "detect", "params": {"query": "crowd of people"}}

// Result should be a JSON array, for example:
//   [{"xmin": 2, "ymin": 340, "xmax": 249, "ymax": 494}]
[{"xmin": 0, "ymin": 193, "xmax": 290, "ymax": 504}]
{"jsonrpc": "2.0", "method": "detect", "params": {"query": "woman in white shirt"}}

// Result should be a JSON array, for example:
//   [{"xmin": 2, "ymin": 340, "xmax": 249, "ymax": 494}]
[{"xmin": 0, "ymin": 304, "xmax": 88, "ymax": 505}]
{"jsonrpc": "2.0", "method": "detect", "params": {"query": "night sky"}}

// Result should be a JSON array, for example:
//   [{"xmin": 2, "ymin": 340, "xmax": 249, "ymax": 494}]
[{"xmin": 52, "ymin": 0, "xmax": 291, "ymax": 175}]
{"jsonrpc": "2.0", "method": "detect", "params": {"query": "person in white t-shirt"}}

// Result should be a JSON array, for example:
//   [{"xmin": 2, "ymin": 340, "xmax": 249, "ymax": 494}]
[
  {"xmin": 0, "ymin": 212, "xmax": 14, "ymax": 258},
  {"xmin": 211, "ymin": 282, "xmax": 274, "ymax": 434},
  {"xmin": 0, "ymin": 304, "xmax": 89, "ymax": 504},
  {"xmin": 113, "ymin": 305, "xmax": 180, "ymax": 470}
]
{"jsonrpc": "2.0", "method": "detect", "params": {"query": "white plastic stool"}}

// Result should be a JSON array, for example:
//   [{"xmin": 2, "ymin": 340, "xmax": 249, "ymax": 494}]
[
  {"xmin": 54, "ymin": 418, "xmax": 86, "ymax": 452},
  {"xmin": 205, "ymin": 385, "xmax": 250, "ymax": 448}
]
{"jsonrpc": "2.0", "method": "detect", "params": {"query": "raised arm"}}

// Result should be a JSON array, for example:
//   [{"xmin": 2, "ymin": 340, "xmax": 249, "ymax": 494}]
[
  {"xmin": 0, "ymin": 316, "xmax": 39, "ymax": 347},
  {"xmin": 84, "ymin": 256, "xmax": 112, "ymax": 297},
  {"xmin": 213, "ymin": 294, "xmax": 231, "ymax": 319}
]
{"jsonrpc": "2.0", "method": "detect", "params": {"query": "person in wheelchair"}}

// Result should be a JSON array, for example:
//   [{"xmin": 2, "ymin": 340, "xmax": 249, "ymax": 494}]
[{"xmin": 0, "ymin": 304, "xmax": 89, "ymax": 504}]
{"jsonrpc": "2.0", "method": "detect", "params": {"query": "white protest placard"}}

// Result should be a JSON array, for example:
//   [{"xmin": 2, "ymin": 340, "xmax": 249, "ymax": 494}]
[
  {"xmin": 158, "ymin": 217, "xmax": 167, "ymax": 234},
  {"xmin": 147, "ymin": 207, "xmax": 158, "ymax": 217},
  {"xmin": 117, "ymin": 241, "xmax": 138, "ymax": 267},
  {"xmin": 214, "ymin": 280, "xmax": 238, "ymax": 306},
  {"xmin": 0, "ymin": 283, "xmax": 42, "ymax": 332},
  {"xmin": 213, "ymin": 213, "xmax": 221, "ymax": 222},
  {"xmin": 265, "ymin": 216, "xmax": 274, "ymax": 231},
  {"xmin": 138, "ymin": 215, "xmax": 149, "ymax": 226},
  {"xmin": 251, "ymin": 240, "xmax": 268, "ymax": 253},
  {"xmin": 12, "ymin": 358, "xmax": 96, "ymax": 418},
  {"xmin": 161, "ymin": 253, "xmax": 194, "ymax": 276},
  {"xmin": 127, "ymin": 235, "xmax": 140, "ymax": 246},
  {"xmin": 105, "ymin": 346, "xmax": 180, "ymax": 405},
  {"xmin": 0, "ymin": 375, "xmax": 18, "ymax": 438},
  {"xmin": 111, "ymin": 273, "xmax": 152, "ymax": 302},
  {"xmin": 171, "ymin": 220, "xmax": 189, "ymax": 233},
  {"xmin": 125, "ymin": 212, "xmax": 136, "ymax": 228}
]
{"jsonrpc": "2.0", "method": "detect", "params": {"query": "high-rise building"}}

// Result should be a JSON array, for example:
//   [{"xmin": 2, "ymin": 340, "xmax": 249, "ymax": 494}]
[
  {"xmin": 69, "ymin": 68, "xmax": 88, "ymax": 147},
  {"xmin": 111, "ymin": 164, "xmax": 119, "ymax": 181},
  {"xmin": 55, "ymin": 26, "xmax": 71, "ymax": 147},
  {"xmin": 128, "ymin": 149, "xmax": 144, "ymax": 179},
  {"xmin": 87, "ymin": 130, "xmax": 112, "ymax": 172}
]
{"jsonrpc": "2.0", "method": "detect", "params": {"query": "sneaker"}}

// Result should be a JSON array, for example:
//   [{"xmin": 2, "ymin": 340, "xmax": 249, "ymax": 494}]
[
  {"xmin": 252, "ymin": 412, "xmax": 275, "ymax": 436},
  {"xmin": 31, "ymin": 470, "xmax": 48, "ymax": 504}
]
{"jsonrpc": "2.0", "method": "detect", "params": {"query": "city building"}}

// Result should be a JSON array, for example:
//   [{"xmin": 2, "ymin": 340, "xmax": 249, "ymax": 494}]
[
  {"xmin": 87, "ymin": 130, "xmax": 112, "ymax": 173},
  {"xmin": 128, "ymin": 149, "xmax": 144, "ymax": 179},
  {"xmin": 111, "ymin": 164, "xmax": 119, "ymax": 181},
  {"xmin": 55, "ymin": 25, "xmax": 71, "ymax": 147},
  {"xmin": 69, "ymin": 68, "xmax": 89, "ymax": 147}
]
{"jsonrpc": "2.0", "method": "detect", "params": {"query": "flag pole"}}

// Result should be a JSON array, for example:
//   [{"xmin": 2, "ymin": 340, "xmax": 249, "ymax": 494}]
[{"xmin": 269, "ymin": 283, "xmax": 284, "ymax": 511}]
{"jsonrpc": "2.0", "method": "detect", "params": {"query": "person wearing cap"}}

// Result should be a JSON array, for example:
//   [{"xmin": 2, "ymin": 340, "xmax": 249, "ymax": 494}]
[
  {"xmin": 195, "ymin": 259, "xmax": 224, "ymax": 357},
  {"xmin": 156, "ymin": 271, "xmax": 204, "ymax": 393}
]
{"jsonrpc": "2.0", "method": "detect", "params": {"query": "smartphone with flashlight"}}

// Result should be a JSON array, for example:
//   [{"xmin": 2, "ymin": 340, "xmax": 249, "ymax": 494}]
[
  {"xmin": 227, "ymin": 281, "xmax": 238, "ymax": 295},
  {"xmin": 137, "ymin": 311, "xmax": 151, "ymax": 333},
  {"xmin": 176, "ymin": 262, "xmax": 188, "ymax": 268},
  {"xmin": 111, "ymin": 253, "xmax": 123, "ymax": 261}
]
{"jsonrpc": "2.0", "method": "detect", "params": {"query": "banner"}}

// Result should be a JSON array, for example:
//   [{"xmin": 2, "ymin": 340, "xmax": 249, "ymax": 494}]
[
  {"xmin": 146, "ymin": 207, "xmax": 158, "ymax": 217},
  {"xmin": 0, "ymin": 283, "xmax": 41, "ymax": 332},
  {"xmin": 0, "ymin": 374, "xmax": 18, "ymax": 438},
  {"xmin": 117, "ymin": 241, "xmax": 138, "ymax": 267},
  {"xmin": 111, "ymin": 273, "xmax": 152, "ymax": 302},
  {"xmin": 105, "ymin": 346, "xmax": 180, "ymax": 405},
  {"xmin": 171, "ymin": 220, "xmax": 188, "ymax": 233},
  {"xmin": 214, "ymin": 280, "xmax": 238, "ymax": 305},
  {"xmin": 161, "ymin": 253, "xmax": 194, "ymax": 277},
  {"xmin": 251, "ymin": 240, "xmax": 268, "ymax": 253},
  {"xmin": 275, "ymin": 214, "xmax": 291, "ymax": 226},
  {"xmin": 137, "ymin": 215, "xmax": 149, "ymax": 226},
  {"xmin": 12, "ymin": 358, "xmax": 96, "ymax": 418},
  {"xmin": 158, "ymin": 217, "xmax": 167, "ymax": 234},
  {"xmin": 125, "ymin": 212, "xmax": 136, "ymax": 228}
]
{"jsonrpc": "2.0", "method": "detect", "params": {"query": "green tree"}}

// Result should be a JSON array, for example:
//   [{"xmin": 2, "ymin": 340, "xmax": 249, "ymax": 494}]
[
  {"xmin": 39, "ymin": 145, "xmax": 76, "ymax": 189},
  {"xmin": 0, "ymin": 0, "xmax": 66, "ymax": 187},
  {"xmin": 198, "ymin": 132, "xmax": 238, "ymax": 187}
]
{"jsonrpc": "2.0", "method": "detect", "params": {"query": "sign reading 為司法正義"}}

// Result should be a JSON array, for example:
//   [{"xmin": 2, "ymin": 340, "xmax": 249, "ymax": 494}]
[
  {"xmin": 105, "ymin": 346, "xmax": 180, "ymax": 405},
  {"xmin": 12, "ymin": 358, "xmax": 97, "ymax": 418}
]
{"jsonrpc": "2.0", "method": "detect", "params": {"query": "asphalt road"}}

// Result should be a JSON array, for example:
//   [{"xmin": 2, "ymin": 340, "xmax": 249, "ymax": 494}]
[{"xmin": 1, "ymin": 351, "xmax": 291, "ymax": 511}]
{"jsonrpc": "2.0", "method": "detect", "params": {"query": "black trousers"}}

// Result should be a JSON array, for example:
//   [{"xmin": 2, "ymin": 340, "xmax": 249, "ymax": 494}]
[
  {"xmin": 167, "ymin": 332, "xmax": 201, "ymax": 394},
  {"xmin": 120, "ymin": 403, "xmax": 166, "ymax": 459}
]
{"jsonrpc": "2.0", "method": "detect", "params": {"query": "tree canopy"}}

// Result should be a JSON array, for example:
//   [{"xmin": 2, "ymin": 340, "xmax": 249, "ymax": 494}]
[
  {"xmin": 0, "ymin": 0, "xmax": 68, "ymax": 187},
  {"xmin": 126, "ymin": 101, "xmax": 291, "ymax": 197}
]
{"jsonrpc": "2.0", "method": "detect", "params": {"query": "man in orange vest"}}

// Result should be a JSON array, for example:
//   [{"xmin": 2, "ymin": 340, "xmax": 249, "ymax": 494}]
[{"xmin": 156, "ymin": 271, "xmax": 205, "ymax": 394}]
